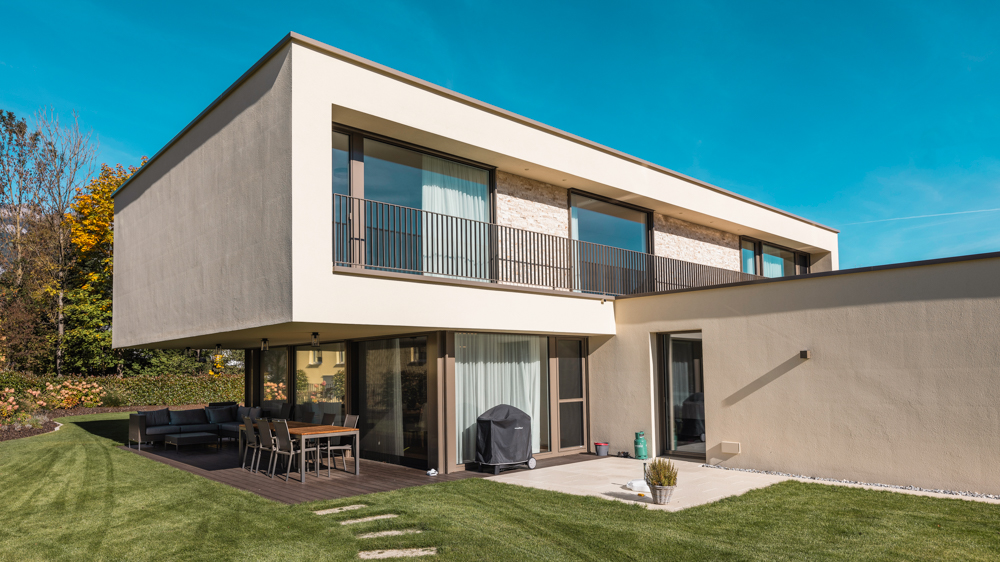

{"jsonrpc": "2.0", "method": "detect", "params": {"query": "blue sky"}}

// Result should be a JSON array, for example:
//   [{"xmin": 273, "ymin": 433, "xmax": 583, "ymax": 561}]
[{"xmin": 2, "ymin": 0, "xmax": 998, "ymax": 268}]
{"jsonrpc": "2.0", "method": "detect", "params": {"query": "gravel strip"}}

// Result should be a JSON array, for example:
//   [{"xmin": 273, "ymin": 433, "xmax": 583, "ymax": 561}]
[{"xmin": 702, "ymin": 464, "xmax": 1000, "ymax": 500}]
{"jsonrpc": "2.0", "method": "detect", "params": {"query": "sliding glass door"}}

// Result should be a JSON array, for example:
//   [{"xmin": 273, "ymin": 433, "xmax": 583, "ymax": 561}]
[
  {"xmin": 357, "ymin": 336, "xmax": 428, "ymax": 468},
  {"xmin": 454, "ymin": 333, "xmax": 550, "ymax": 464},
  {"xmin": 261, "ymin": 348, "xmax": 288, "ymax": 418},
  {"xmin": 293, "ymin": 343, "xmax": 346, "ymax": 424},
  {"xmin": 361, "ymin": 138, "xmax": 490, "ymax": 279},
  {"xmin": 660, "ymin": 333, "xmax": 705, "ymax": 456}
]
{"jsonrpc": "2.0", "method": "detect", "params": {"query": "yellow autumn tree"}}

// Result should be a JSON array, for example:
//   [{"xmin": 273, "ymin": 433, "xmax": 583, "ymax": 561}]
[{"xmin": 63, "ymin": 160, "xmax": 144, "ymax": 375}]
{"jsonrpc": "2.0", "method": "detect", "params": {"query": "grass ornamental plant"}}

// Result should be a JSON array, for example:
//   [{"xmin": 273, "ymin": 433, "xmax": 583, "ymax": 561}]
[{"xmin": 645, "ymin": 458, "xmax": 679, "ymax": 487}]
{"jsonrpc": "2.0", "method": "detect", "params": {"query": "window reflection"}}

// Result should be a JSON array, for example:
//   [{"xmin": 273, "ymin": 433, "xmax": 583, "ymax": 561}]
[{"xmin": 294, "ymin": 343, "xmax": 347, "ymax": 424}]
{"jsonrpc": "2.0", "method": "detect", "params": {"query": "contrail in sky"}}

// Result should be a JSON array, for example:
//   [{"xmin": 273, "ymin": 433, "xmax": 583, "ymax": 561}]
[{"xmin": 842, "ymin": 207, "xmax": 1000, "ymax": 226}]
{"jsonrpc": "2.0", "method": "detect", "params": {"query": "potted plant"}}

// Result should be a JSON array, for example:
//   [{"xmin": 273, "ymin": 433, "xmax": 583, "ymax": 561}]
[{"xmin": 644, "ymin": 459, "xmax": 678, "ymax": 505}]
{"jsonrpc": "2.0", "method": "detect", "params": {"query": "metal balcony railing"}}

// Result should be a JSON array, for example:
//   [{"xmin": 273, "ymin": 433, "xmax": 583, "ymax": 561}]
[{"xmin": 333, "ymin": 194, "xmax": 761, "ymax": 296}]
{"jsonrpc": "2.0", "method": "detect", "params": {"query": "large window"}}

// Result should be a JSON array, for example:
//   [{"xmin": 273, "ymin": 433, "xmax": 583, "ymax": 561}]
[
  {"xmin": 570, "ymin": 192, "xmax": 649, "ymax": 253},
  {"xmin": 455, "ymin": 333, "xmax": 550, "ymax": 463},
  {"xmin": 739, "ymin": 237, "xmax": 810, "ymax": 278},
  {"xmin": 294, "ymin": 343, "xmax": 347, "ymax": 424},
  {"xmin": 333, "ymin": 127, "xmax": 493, "ymax": 278},
  {"xmin": 357, "ymin": 336, "xmax": 428, "ymax": 467},
  {"xmin": 261, "ymin": 348, "xmax": 288, "ymax": 417}
]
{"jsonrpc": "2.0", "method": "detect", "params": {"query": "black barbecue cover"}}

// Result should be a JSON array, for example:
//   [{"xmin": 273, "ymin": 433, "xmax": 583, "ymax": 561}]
[{"xmin": 476, "ymin": 404, "xmax": 533, "ymax": 465}]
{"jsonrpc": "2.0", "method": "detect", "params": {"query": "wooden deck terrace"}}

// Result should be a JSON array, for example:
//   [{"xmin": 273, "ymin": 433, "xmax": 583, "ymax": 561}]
[{"xmin": 121, "ymin": 440, "xmax": 597, "ymax": 504}]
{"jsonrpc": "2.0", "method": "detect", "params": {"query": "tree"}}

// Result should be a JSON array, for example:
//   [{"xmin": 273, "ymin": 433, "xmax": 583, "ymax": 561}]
[
  {"xmin": 63, "ymin": 162, "xmax": 137, "ymax": 376},
  {"xmin": 33, "ymin": 110, "xmax": 96, "ymax": 376}
]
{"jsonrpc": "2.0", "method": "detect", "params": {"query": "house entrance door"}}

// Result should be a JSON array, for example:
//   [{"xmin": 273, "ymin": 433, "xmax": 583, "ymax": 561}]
[{"xmin": 660, "ymin": 333, "xmax": 705, "ymax": 457}]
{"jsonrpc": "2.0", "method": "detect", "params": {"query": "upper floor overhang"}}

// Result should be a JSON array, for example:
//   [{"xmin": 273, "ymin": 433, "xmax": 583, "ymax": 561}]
[{"xmin": 113, "ymin": 32, "xmax": 838, "ymax": 264}]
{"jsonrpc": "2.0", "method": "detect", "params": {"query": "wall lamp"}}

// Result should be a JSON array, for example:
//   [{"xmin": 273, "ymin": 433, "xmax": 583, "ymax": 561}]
[
  {"xmin": 261, "ymin": 338, "xmax": 269, "ymax": 351},
  {"xmin": 800, "ymin": 350, "xmax": 812, "ymax": 360},
  {"xmin": 311, "ymin": 332, "xmax": 320, "ymax": 347}
]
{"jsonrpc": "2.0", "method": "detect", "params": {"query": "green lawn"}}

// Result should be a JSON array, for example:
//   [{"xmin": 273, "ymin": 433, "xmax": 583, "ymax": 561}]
[{"xmin": 0, "ymin": 413, "xmax": 998, "ymax": 561}]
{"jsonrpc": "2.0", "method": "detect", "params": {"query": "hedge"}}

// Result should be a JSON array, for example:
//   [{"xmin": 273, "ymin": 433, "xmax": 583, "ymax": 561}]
[{"xmin": 0, "ymin": 373, "xmax": 243, "ymax": 407}]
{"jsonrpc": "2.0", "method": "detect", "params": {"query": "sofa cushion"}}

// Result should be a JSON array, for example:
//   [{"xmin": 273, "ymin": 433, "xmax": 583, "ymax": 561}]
[
  {"xmin": 237, "ymin": 406, "xmax": 264, "ymax": 421},
  {"xmin": 169, "ymin": 408, "xmax": 208, "ymax": 426},
  {"xmin": 142, "ymin": 408, "xmax": 170, "ymax": 427},
  {"xmin": 206, "ymin": 406, "xmax": 236, "ymax": 424},
  {"xmin": 180, "ymin": 424, "xmax": 218, "ymax": 433},
  {"xmin": 218, "ymin": 422, "xmax": 242, "ymax": 436},
  {"xmin": 145, "ymin": 425, "xmax": 176, "ymax": 436}
]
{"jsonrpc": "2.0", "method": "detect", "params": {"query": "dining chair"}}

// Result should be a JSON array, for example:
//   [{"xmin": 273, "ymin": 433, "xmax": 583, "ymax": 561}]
[
  {"xmin": 319, "ymin": 414, "xmax": 359, "ymax": 475},
  {"xmin": 278, "ymin": 403, "xmax": 292, "ymax": 421},
  {"xmin": 271, "ymin": 419, "xmax": 320, "ymax": 482},
  {"xmin": 241, "ymin": 416, "xmax": 260, "ymax": 471},
  {"xmin": 255, "ymin": 419, "xmax": 276, "ymax": 475}
]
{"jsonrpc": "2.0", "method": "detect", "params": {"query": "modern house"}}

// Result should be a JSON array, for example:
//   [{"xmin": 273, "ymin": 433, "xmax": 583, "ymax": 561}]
[{"xmin": 113, "ymin": 33, "xmax": 1000, "ymax": 494}]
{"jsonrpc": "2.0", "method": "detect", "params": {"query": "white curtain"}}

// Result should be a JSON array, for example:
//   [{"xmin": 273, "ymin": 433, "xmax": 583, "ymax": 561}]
[
  {"xmin": 360, "ymin": 339, "xmax": 404, "ymax": 457},
  {"xmin": 455, "ymin": 333, "xmax": 545, "ymax": 463},
  {"xmin": 762, "ymin": 253, "xmax": 785, "ymax": 278},
  {"xmin": 421, "ymin": 155, "xmax": 489, "ymax": 279}
]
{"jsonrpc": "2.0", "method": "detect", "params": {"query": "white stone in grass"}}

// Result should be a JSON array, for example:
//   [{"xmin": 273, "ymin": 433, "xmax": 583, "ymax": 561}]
[
  {"xmin": 341, "ymin": 514, "xmax": 398, "ymax": 525},
  {"xmin": 357, "ymin": 529, "xmax": 422, "ymax": 539},
  {"xmin": 314, "ymin": 504, "xmax": 366, "ymax": 515},
  {"xmin": 357, "ymin": 547, "xmax": 437, "ymax": 559}
]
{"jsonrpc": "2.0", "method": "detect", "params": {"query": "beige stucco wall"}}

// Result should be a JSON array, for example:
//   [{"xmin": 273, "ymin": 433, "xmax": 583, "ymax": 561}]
[
  {"xmin": 653, "ymin": 213, "xmax": 740, "ymax": 271},
  {"xmin": 495, "ymin": 171, "xmax": 569, "ymax": 237},
  {"xmin": 113, "ymin": 46, "xmax": 295, "ymax": 348},
  {"xmin": 288, "ymin": 44, "xmax": 617, "ymax": 340},
  {"xmin": 591, "ymin": 256, "xmax": 1000, "ymax": 495}
]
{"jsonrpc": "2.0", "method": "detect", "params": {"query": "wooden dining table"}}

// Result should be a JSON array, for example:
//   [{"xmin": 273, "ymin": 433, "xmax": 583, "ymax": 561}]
[{"xmin": 239, "ymin": 421, "xmax": 360, "ymax": 482}]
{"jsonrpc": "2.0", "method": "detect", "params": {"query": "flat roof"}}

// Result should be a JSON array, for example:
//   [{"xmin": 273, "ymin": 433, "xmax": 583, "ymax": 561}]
[
  {"xmin": 111, "ymin": 32, "xmax": 838, "ymax": 234},
  {"xmin": 618, "ymin": 250, "xmax": 1000, "ymax": 299}
]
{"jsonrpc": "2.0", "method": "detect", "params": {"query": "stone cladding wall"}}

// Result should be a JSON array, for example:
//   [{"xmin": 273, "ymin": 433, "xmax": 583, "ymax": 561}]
[
  {"xmin": 495, "ymin": 171, "xmax": 569, "ymax": 237},
  {"xmin": 653, "ymin": 213, "xmax": 741, "ymax": 271}
]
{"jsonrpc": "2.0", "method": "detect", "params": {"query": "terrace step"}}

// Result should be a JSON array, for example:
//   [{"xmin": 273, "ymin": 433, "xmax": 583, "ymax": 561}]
[
  {"xmin": 314, "ymin": 504, "xmax": 367, "ymax": 515},
  {"xmin": 358, "ymin": 547, "xmax": 437, "ymax": 559},
  {"xmin": 341, "ymin": 514, "xmax": 398, "ymax": 525},
  {"xmin": 357, "ymin": 529, "xmax": 423, "ymax": 539}
]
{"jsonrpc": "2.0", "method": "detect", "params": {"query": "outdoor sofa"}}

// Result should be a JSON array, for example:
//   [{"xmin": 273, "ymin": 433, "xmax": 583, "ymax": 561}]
[{"xmin": 128, "ymin": 403, "xmax": 262, "ymax": 450}]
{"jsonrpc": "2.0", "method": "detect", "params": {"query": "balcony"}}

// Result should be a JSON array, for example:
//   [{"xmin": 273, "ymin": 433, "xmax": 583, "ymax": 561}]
[{"xmin": 333, "ymin": 195, "xmax": 761, "ymax": 297}]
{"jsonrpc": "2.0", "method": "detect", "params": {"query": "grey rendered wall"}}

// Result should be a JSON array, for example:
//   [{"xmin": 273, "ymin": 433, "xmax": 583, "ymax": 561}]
[
  {"xmin": 592, "ymin": 256, "xmax": 1000, "ymax": 494},
  {"xmin": 113, "ymin": 46, "xmax": 294, "ymax": 348}
]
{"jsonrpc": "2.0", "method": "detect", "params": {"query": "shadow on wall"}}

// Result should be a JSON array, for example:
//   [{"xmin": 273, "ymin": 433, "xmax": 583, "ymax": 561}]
[
  {"xmin": 723, "ymin": 354, "xmax": 803, "ymax": 407},
  {"xmin": 707, "ymin": 442, "xmax": 739, "ymax": 465}
]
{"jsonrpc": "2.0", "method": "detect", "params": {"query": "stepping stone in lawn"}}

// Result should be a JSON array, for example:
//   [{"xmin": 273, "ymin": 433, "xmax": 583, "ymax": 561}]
[
  {"xmin": 341, "ymin": 514, "xmax": 398, "ymax": 525},
  {"xmin": 314, "ymin": 504, "xmax": 367, "ymax": 515},
  {"xmin": 358, "ymin": 547, "xmax": 437, "ymax": 559},
  {"xmin": 357, "ymin": 529, "xmax": 422, "ymax": 539}
]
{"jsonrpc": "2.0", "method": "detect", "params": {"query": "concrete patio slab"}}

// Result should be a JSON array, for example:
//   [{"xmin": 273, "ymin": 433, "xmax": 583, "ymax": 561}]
[{"xmin": 487, "ymin": 457, "xmax": 1000, "ymax": 511}]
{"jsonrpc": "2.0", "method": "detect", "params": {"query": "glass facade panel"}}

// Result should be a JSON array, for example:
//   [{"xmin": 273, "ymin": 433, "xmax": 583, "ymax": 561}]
[
  {"xmin": 557, "ymin": 340, "xmax": 583, "ymax": 400},
  {"xmin": 741, "ymin": 239, "xmax": 757, "ymax": 275},
  {"xmin": 559, "ymin": 402, "xmax": 585, "ymax": 448},
  {"xmin": 293, "ymin": 343, "xmax": 346, "ymax": 424},
  {"xmin": 332, "ymin": 131, "xmax": 350, "ymax": 196},
  {"xmin": 362, "ymin": 139, "xmax": 489, "ymax": 218},
  {"xmin": 357, "ymin": 336, "xmax": 428, "ymax": 467},
  {"xmin": 762, "ymin": 244, "xmax": 796, "ymax": 278},
  {"xmin": 261, "ymin": 348, "xmax": 288, "ymax": 417},
  {"xmin": 570, "ymin": 193, "xmax": 647, "ymax": 252},
  {"xmin": 455, "ymin": 333, "xmax": 549, "ymax": 463},
  {"xmin": 670, "ymin": 338, "xmax": 705, "ymax": 454}
]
